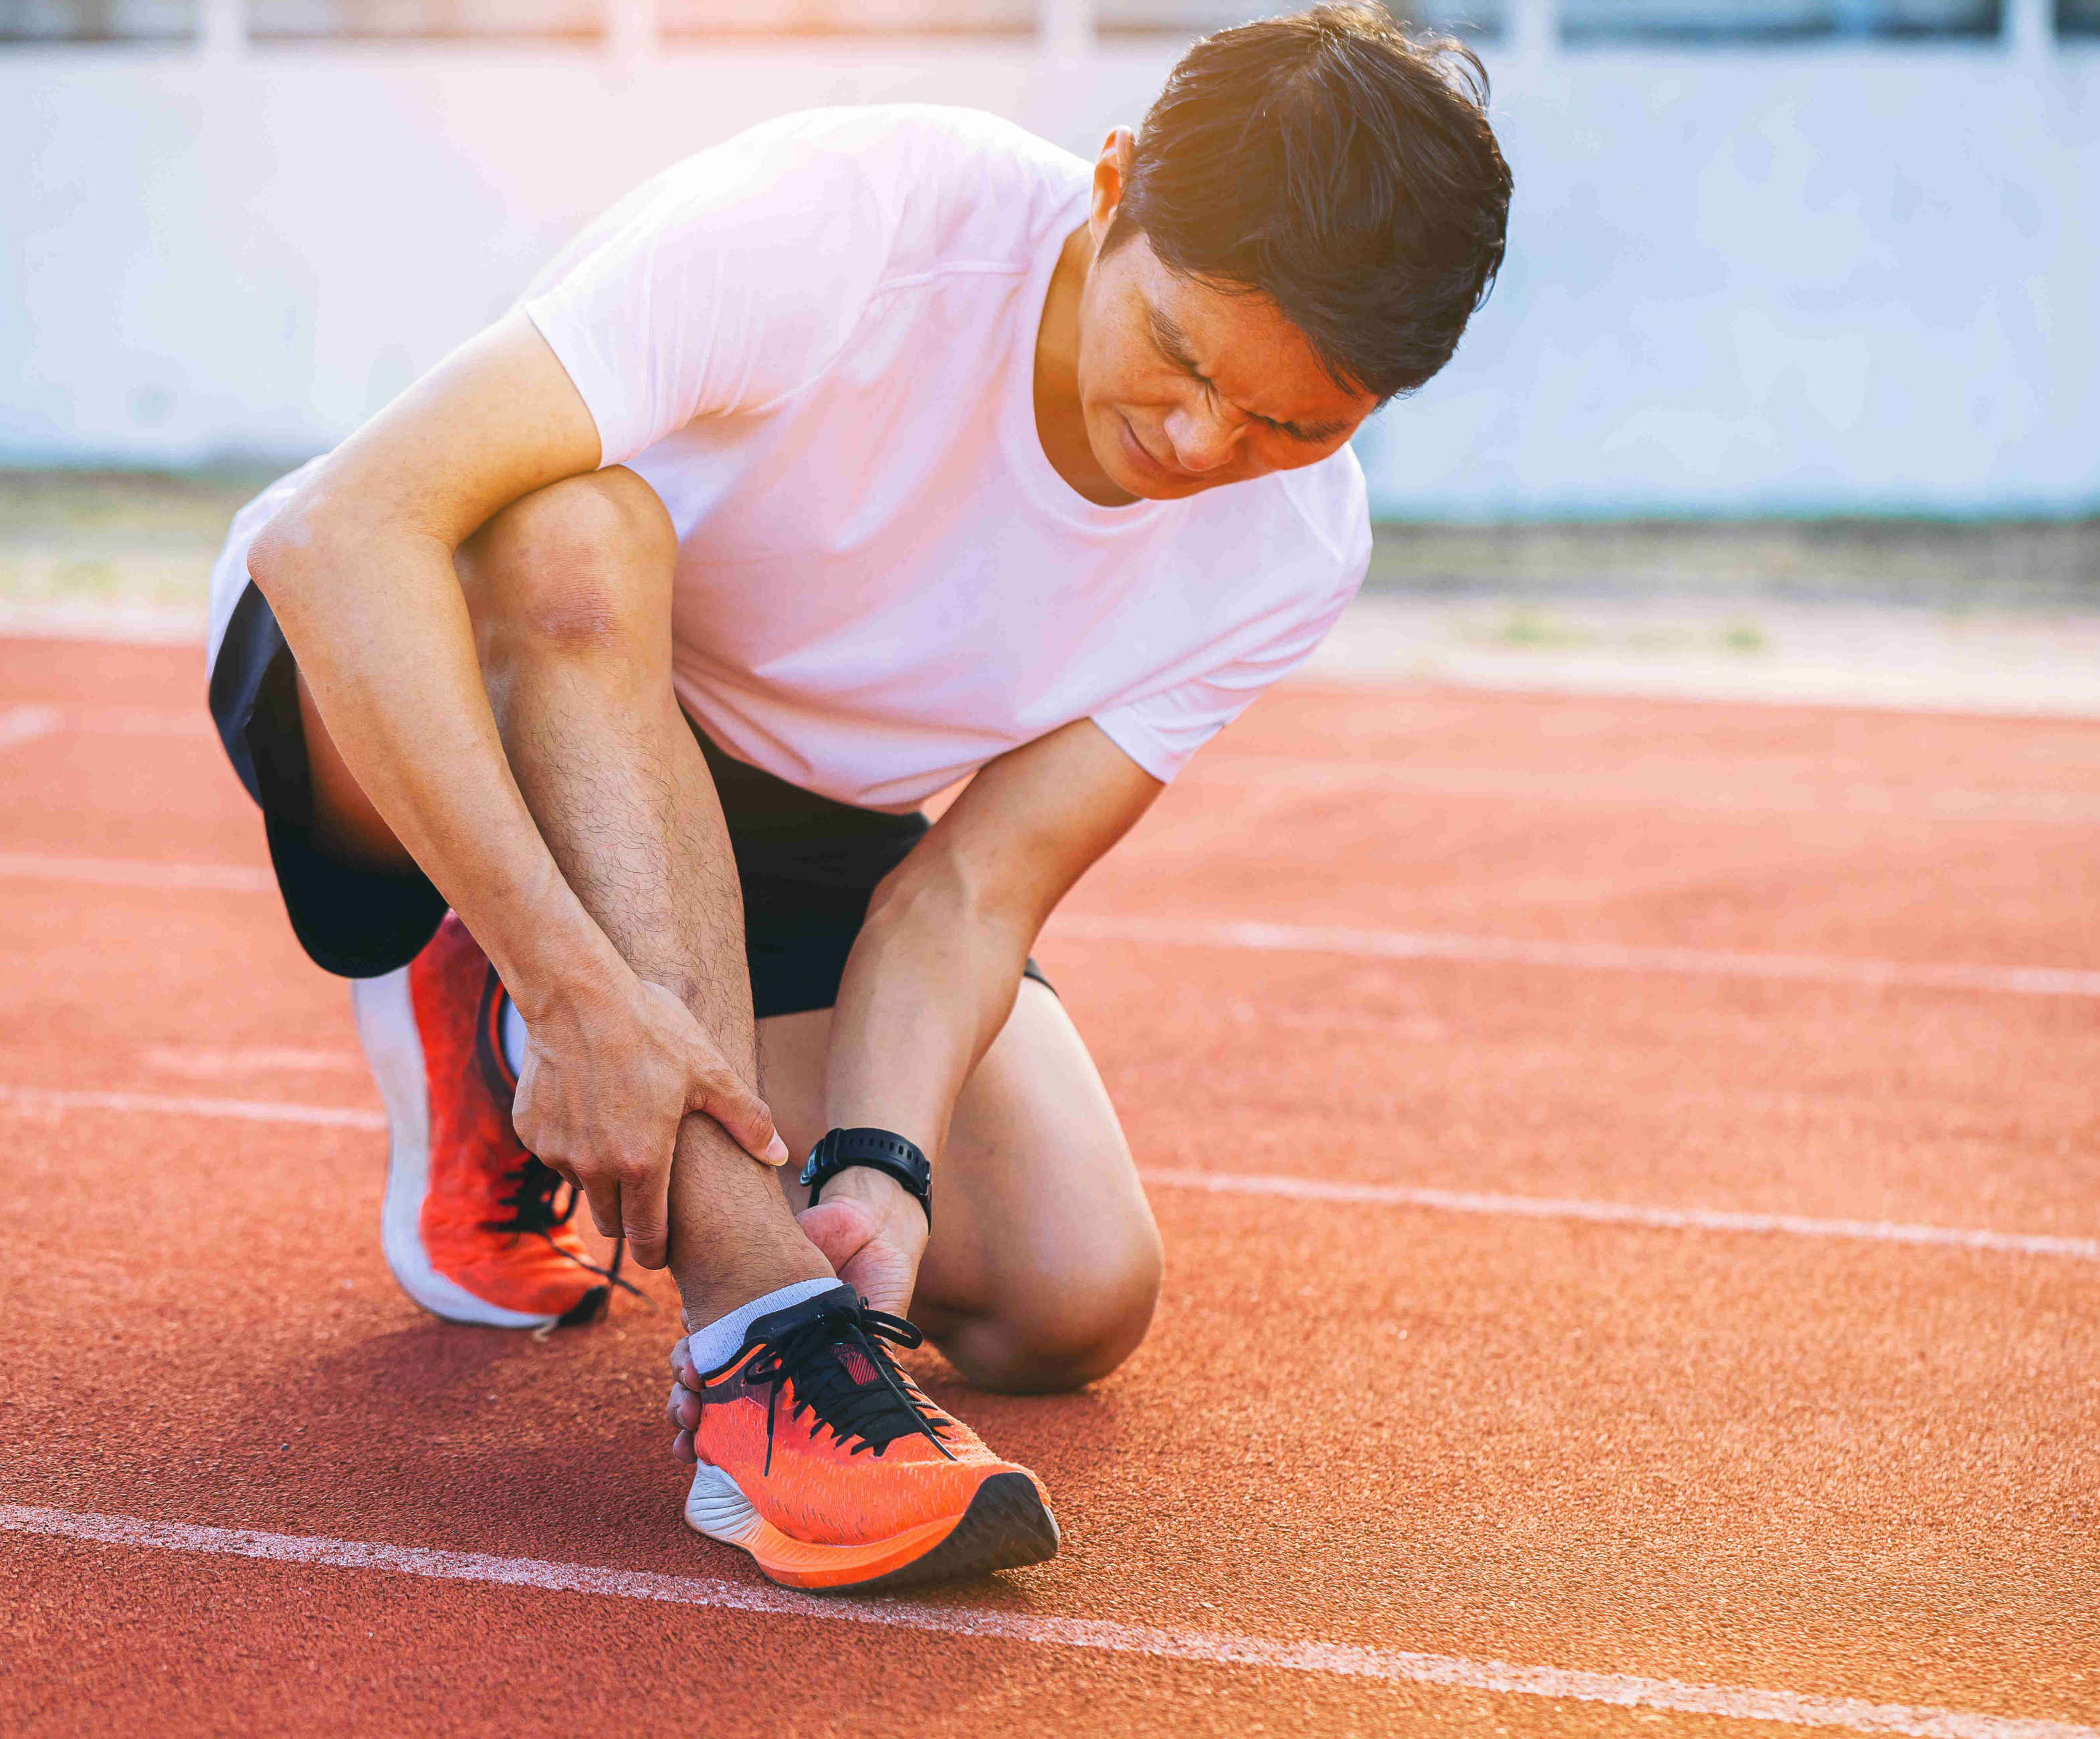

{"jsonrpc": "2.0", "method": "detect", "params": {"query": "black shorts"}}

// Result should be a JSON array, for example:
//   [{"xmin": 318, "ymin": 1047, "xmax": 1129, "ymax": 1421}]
[{"xmin": 207, "ymin": 579, "xmax": 1051, "ymax": 1018}]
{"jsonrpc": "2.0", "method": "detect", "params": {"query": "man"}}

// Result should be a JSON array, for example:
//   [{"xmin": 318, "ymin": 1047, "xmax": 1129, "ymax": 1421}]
[{"xmin": 205, "ymin": 3, "xmax": 1511, "ymax": 1591}]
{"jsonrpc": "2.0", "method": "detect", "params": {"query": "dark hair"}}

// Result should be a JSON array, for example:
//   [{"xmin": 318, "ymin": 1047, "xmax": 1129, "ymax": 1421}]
[{"xmin": 1104, "ymin": 3, "xmax": 1513, "ymax": 401}]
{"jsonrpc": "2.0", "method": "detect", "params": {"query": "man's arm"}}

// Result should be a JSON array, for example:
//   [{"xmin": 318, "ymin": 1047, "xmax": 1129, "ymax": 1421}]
[
  {"xmin": 247, "ymin": 312, "xmax": 786, "ymax": 1261},
  {"xmin": 796, "ymin": 719, "xmax": 1162, "ymax": 1312}
]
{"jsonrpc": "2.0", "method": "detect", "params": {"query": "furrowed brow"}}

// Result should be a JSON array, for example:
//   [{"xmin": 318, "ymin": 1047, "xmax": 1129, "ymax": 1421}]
[
  {"xmin": 1146, "ymin": 304, "xmax": 1201, "ymax": 372},
  {"xmin": 1150, "ymin": 299, "xmax": 1352, "ymax": 445}
]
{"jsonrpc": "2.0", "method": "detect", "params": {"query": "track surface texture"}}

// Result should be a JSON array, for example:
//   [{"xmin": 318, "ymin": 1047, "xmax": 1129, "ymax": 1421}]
[{"xmin": 3, "ymin": 637, "xmax": 2097, "ymax": 1738}]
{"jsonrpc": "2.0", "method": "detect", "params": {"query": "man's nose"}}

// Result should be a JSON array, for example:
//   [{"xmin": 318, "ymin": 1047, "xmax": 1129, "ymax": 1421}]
[{"xmin": 1162, "ymin": 398, "xmax": 1243, "ymax": 474}]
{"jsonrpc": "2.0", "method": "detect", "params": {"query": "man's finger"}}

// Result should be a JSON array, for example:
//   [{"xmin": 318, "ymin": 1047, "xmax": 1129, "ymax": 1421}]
[
  {"xmin": 692, "ymin": 1070, "xmax": 789, "ymax": 1166},
  {"xmin": 622, "ymin": 1155, "xmax": 671, "ymax": 1270},
  {"xmin": 671, "ymin": 1429, "xmax": 696, "ymax": 1464},
  {"xmin": 579, "ymin": 1172, "xmax": 623, "ymax": 1243}
]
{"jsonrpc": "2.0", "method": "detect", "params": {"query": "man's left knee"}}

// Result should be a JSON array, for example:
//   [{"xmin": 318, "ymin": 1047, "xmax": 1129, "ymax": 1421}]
[
  {"xmin": 464, "ymin": 469, "xmax": 675, "ymax": 669},
  {"xmin": 943, "ymin": 1217, "xmax": 1164, "ymax": 1395}
]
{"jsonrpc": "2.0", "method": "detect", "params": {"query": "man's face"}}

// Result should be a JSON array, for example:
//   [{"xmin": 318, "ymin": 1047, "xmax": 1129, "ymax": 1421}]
[{"xmin": 1073, "ymin": 227, "xmax": 1381, "ymax": 503}]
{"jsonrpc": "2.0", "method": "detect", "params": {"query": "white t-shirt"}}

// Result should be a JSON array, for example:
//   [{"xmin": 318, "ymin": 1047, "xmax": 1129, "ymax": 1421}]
[{"xmin": 213, "ymin": 105, "xmax": 1370, "ymax": 813}]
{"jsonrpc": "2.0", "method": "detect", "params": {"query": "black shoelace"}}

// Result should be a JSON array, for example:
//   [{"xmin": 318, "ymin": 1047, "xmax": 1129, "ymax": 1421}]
[
  {"xmin": 742, "ymin": 1300, "xmax": 956, "ymax": 1475},
  {"xmin": 484, "ymin": 1155, "xmax": 643, "ymax": 1302}
]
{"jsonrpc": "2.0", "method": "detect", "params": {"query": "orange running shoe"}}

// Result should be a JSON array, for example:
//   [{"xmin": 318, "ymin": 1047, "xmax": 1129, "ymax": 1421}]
[
  {"xmin": 350, "ymin": 913, "xmax": 624, "ymax": 1330},
  {"xmin": 681, "ymin": 1284, "xmax": 1059, "ymax": 1591}
]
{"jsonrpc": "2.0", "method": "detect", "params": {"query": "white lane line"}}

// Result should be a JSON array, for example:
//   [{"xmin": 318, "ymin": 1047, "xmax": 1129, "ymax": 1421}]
[
  {"xmin": 0, "ymin": 704, "xmax": 62, "ymax": 752},
  {"xmin": 1049, "ymin": 914, "xmax": 2100, "ymax": 999},
  {"xmin": 57, "ymin": 704, "xmax": 215, "ymax": 738},
  {"xmin": 0, "ymin": 852, "xmax": 276, "ymax": 892},
  {"xmin": 3, "ymin": 1507, "xmax": 2087, "ymax": 1739},
  {"xmin": 141, "ymin": 1045, "xmax": 369, "ymax": 1078},
  {"xmin": 0, "ymin": 1086, "xmax": 384, "ymax": 1130},
  {"xmin": 3, "ymin": 1086, "xmax": 2091, "ymax": 1267},
  {"xmin": 0, "ymin": 700, "xmax": 217, "ymax": 740},
  {"xmin": 5, "ymin": 854, "xmax": 2094, "ymax": 1001},
  {"xmin": 1140, "ymin": 1170, "xmax": 2100, "ymax": 1263},
  {"xmin": 0, "ymin": 605, "xmax": 206, "ymax": 647},
  {"xmin": 1192, "ymin": 753, "xmax": 2100, "ymax": 827}
]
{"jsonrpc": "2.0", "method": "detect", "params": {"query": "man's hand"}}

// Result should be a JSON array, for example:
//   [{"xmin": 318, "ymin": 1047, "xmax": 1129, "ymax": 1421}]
[
  {"xmin": 793, "ymin": 1165, "xmax": 929, "ymax": 1319},
  {"xmin": 661, "ymin": 1166, "xmax": 925, "ymax": 1464},
  {"xmin": 510, "ymin": 973, "xmax": 790, "ymax": 1270}
]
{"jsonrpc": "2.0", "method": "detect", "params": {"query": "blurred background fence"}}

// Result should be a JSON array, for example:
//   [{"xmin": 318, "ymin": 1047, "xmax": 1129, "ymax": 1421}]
[{"xmin": 3, "ymin": 0, "xmax": 2095, "ymax": 519}]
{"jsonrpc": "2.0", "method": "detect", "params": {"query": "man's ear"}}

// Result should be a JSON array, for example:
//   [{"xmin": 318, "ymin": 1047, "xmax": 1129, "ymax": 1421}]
[{"xmin": 1089, "ymin": 127, "xmax": 1136, "ymax": 249}]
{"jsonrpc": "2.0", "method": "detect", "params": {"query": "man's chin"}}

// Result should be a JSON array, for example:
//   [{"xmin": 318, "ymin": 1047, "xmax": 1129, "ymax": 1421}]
[
  {"xmin": 1130, "ymin": 470, "xmax": 1224, "ymax": 501},
  {"xmin": 1104, "ymin": 454, "xmax": 1215, "ymax": 502}
]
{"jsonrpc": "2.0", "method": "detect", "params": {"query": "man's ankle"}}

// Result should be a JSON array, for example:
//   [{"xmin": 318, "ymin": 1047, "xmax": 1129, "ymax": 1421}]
[
  {"xmin": 679, "ymin": 1276, "xmax": 843, "ymax": 1372},
  {"xmin": 675, "ymin": 1247, "xmax": 835, "ymax": 1335}
]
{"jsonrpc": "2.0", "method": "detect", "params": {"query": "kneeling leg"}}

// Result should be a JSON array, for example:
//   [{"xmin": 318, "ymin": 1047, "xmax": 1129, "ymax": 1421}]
[{"xmin": 760, "ymin": 980, "xmax": 1162, "ymax": 1393}]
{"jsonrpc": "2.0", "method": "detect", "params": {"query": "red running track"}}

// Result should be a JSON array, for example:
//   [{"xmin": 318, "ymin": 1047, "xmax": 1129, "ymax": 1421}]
[{"xmin": 3, "ymin": 638, "xmax": 2097, "ymax": 1738}]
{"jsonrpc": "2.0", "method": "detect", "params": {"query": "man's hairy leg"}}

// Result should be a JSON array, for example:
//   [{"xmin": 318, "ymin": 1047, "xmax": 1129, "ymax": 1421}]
[{"xmin": 465, "ymin": 470, "xmax": 830, "ymax": 1324}]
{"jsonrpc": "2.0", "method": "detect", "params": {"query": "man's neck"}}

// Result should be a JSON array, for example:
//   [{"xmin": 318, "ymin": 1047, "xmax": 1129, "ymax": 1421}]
[{"xmin": 1033, "ymin": 223, "xmax": 1138, "ymax": 509}]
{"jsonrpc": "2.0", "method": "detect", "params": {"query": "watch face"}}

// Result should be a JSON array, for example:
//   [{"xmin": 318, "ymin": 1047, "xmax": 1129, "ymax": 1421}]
[{"xmin": 798, "ymin": 1156, "xmax": 819, "ymax": 1186}]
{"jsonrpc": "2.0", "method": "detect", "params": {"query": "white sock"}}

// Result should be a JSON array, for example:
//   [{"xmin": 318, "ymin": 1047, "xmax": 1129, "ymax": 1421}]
[
  {"xmin": 684, "ymin": 1277, "xmax": 843, "ymax": 1376},
  {"xmin": 499, "ymin": 995, "xmax": 529, "ymax": 1080}
]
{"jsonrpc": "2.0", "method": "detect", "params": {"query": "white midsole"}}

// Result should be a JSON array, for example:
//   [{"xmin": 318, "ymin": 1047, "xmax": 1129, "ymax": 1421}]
[
  {"xmin": 683, "ymin": 1461, "xmax": 768, "ymax": 1548},
  {"xmin": 350, "ymin": 968, "xmax": 552, "ymax": 1330}
]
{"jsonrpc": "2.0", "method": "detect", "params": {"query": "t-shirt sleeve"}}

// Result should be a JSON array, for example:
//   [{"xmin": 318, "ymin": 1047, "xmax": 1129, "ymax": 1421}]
[
  {"xmin": 1089, "ymin": 544, "xmax": 1368, "ymax": 785},
  {"xmin": 522, "ymin": 136, "xmax": 889, "ymax": 468}
]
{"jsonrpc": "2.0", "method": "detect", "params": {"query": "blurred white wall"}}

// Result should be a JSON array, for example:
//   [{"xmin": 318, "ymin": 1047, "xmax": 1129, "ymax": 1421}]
[{"xmin": 3, "ymin": 21, "xmax": 2096, "ymax": 516}]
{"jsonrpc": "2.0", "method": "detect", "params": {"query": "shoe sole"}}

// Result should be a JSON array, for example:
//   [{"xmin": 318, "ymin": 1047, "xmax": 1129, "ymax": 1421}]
[
  {"xmin": 685, "ymin": 1463, "xmax": 1059, "ymax": 1593},
  {"xmin": 350, "ymin": 967, "xmax": 557, "ymax": 1331}
]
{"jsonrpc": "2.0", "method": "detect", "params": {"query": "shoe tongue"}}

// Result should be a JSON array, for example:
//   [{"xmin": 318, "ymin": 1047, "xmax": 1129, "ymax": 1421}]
[
  {"xmin": 743, "ymin": 1281, "xmax": 860, "ymax": 1348},
  {"xmin": 831, "ymin": 1340, "xmax": 882, "ymax": 1386}
]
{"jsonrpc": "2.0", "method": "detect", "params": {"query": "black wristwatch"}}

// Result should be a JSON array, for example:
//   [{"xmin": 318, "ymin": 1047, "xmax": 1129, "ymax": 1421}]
[{"xmin": 799, "ymin": 1127, "xmax": 932, "ymax": 1228}]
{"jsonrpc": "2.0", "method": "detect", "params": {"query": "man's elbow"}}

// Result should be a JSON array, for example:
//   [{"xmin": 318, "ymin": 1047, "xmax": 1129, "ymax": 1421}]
[
  {"xmin": 246, "ymin": 480, "xmax": 385, "ymax": 615},
  {"xmin": 865, "ymin": 857, "xmax": 971, "ymax": 935},
  {"xmin": 864, "ymin": 854, "xmax": 1029, "ymax": 952},
  {"xmin": 245, "ymin": 503, "xmax": 328, "ymax": 611}
]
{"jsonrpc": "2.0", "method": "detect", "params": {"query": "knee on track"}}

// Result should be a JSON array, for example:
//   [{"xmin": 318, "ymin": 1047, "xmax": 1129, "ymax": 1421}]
[{"xmin": 942, "ymin": 1223, "xmax": 1164, "ymax": 1395}]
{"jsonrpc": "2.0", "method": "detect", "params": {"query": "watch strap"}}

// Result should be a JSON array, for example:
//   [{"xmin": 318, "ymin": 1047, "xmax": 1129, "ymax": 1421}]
[{"xmin": 798, "ymin": 1127, "xmax": 932, "ymax": 1228}]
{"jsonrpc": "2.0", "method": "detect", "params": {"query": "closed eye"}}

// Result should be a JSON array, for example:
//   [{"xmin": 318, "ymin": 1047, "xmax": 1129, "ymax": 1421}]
[
  {"xmin": 1283, "ymin": 417, "xmax": 1354, "ymax": 445},
  {"xmin": 1146, "ymin": 303, "xmax": 1353, "ymax": 447}
]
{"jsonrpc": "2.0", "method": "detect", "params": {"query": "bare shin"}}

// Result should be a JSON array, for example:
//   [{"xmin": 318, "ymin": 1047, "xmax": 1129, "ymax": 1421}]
[{"xmin": 465, "ymin": 472, "xmax": 829, "ymax": 1322}]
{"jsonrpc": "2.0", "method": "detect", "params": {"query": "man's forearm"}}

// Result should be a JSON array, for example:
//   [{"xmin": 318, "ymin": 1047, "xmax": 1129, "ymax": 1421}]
[
  {"xmin": 243, "ymin": 310, "xmax": 633, "ymax": 1018},
  {"xmin": 821, "ymin": 721, "xmax": 1159, "ymax": 1164},
  {"xmin": 823, "ymin": 871, "xmax": 1034, "ymax": 1159}
]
